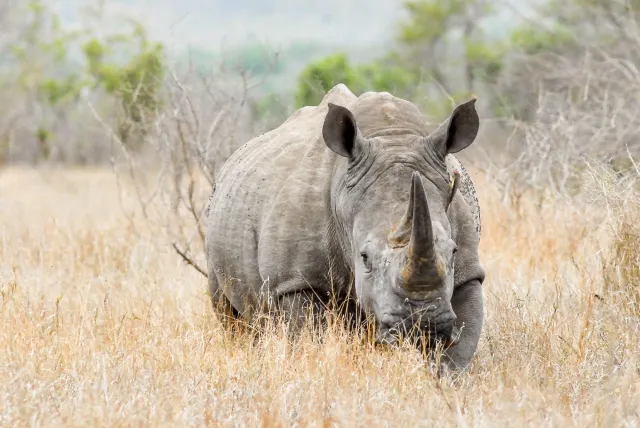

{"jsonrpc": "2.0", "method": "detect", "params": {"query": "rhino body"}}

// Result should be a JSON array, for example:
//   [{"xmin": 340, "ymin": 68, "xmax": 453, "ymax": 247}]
[{"xmin": 205, "ymin": 84, "xmax": 485, "ymax": 371}]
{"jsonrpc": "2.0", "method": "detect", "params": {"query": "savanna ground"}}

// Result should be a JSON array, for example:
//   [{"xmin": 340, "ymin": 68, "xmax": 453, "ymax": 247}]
[{"xmin": 1, "ymin": 162, "xmax": 638, "ymax": 427}]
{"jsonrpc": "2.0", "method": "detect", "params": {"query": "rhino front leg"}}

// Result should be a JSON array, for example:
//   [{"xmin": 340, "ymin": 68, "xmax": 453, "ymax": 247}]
[
  {"xmin": 441, "ymin": 279, "xmax": 484, "ymax": 372},
  {"xmin": 277, "ymin": 290, "xmax": 327, "ymax": 340}
]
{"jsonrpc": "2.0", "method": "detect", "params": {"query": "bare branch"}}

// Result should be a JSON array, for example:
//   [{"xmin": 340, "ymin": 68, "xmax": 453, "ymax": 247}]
[{"xmin": 172, "ymin": 242, "xmax": 208, "ymax": 278}]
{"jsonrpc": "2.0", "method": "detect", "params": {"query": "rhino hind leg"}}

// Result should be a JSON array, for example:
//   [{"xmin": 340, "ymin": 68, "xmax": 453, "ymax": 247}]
[{"xmin": 208, "ymin": 274, "xmax": 241, "ymax": 329}]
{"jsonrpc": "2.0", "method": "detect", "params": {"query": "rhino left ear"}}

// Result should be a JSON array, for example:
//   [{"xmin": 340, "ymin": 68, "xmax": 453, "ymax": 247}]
[
  {"xmin": 430, "ymin": 98, "xmax": 479, "ymax": 156},
  {"xmin": 322, "ymin": 103, "xmax": 365, "ymax": 159}
]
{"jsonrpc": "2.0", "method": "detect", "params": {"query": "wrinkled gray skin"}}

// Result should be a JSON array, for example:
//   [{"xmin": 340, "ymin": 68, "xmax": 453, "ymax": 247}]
[{"xmin": 205, "ymin": 84, "xmax": 485, "ymax": 372}]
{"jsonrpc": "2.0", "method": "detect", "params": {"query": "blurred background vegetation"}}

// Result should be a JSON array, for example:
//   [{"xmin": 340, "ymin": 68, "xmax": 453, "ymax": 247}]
[{"xmin": 0, "ymin": 0, "xmax": 636, "ymax": 171}]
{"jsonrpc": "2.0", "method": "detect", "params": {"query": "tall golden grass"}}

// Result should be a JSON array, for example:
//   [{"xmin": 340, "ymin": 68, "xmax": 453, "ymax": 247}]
[{"xmin": 0, "ymin": 166, "xmax": 638, "ymax": 426}]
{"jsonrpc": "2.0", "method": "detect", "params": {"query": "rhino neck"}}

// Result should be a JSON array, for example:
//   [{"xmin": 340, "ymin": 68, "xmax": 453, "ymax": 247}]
[
  {"xmin": 321, "ymin": 155, "xmax": 357, "ymax": 298},
  {"xmin": 328, "ymin": 154, "xmax": 357, "ymax": 262}
]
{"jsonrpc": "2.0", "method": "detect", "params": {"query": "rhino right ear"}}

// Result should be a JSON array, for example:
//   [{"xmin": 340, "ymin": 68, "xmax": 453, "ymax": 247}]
[
  {"xmin": 429, "ymin": 98, "xmax": 480, "ymax": 157},
  {"xmin": 322, "ymin": 103, "xmax": 365, "ymax": 159}
]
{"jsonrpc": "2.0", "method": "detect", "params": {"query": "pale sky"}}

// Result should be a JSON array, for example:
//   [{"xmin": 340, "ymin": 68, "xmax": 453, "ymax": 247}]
[{"xmin": 47, "ymin": 0, "xmax": 539, "ymax": 56}]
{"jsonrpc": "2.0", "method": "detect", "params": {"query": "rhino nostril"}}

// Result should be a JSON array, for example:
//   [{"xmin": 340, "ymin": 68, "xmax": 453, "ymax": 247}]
[
  {"xmin": 376, "ymin": 314, "xmax": 405, "ymax": 340},
  {"xmin": 432, "ymin": 309, "xmax": 457, "ymax": 325},
  {"xmin": 379, "ymin": 313, "xmax": 401, "ymax": 327},
  {"xmin": 379, "ymin": 321, "xmax": 399, "ymax": 335},
  {"xmin": 375, "ymin": 321, "xmax": 401, "ymax": 346}
]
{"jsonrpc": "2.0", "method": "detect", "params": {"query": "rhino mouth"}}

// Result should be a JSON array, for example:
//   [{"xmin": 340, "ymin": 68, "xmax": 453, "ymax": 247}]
[
  {"xmin": 417, "ymin": 322, "xmax": 460, "ymax": 350},
  {"xmin": 374, "ymin": 317, "xmax": 460, "ymax": 350}
]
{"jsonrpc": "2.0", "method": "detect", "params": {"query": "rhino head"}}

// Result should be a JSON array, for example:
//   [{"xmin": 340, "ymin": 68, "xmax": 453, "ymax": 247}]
[{"xmin": 322, "ymin": 97, "xmax": 480, "ymax": 350}]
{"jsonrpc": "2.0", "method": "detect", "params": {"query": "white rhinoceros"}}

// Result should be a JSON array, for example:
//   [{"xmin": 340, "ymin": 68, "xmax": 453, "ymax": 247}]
[{"xmin": 205, "ymin": 84, "xmax": 485, "ymax": 371}]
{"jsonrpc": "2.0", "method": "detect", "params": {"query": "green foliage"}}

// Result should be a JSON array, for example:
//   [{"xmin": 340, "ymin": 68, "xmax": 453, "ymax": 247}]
[
  {"xmin": 294, "ymin": 52, "xmax": 425, "ymax": 109},
  {"xmin": 250, "ymin": 91, "xmax": 290, "ymax": 131},
  {"xmin": 36, "ymin": 127, "xmax": 50, "ymax": 143},
  {"xmin": 13, "ymin": 1, "xmax": 78, "ymax": 92},
  {"xmin": 35, "ymin": 127, "xmax": 51, "ymax": 160},
  {"xmin": 510, "ymin": 25, "xmax": 575, "ymax": 54},
  {"xmin": 39, "ymin": 76, "xmax": 83, "ymax": 105},
  {"xmin": 6, "ymin": 0, "xmax": 166, "ymax": 156},
  {"xmin": 396, "ymin": 0, "xmax": 505, "ymax": 102},
  {"xmin": 181, "ymin": 41, "xmax": 326, "ymax": 80},
  {"xmin": 399, "ymin": 0, "xmax": 467, "ymax": 45},
  {"xmin": 464, "ymin": 39, "xmax": 505, "ymax": 84},
  {"xmin": 82, "ymin": 36, "xmax": 165, "ymax": 142},
  {"xmin": 79, "ymin": 25, "xmax": 165, "ymax": 148},
  {"xmin": 492, "ymin": 0, "xmax": 607, "ymax": 120},
  {"xmin": 356, "ymin": 60, "xmax": 417, "ymax": 95},
  {"xmin": 294, "ymin": 53, "xmax": 359, "ymax": 107},
  {"xmin": 291, "ymin": 0, "xmax": 606, "ymax": 122}
]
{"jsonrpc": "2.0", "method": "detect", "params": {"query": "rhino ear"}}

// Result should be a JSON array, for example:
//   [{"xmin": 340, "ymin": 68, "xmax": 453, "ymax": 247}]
[
  {"xmin": 322, "ymin": 103, "xmax": 365, "ymax": 159},
  {"xmin": 430, "ymin": 98, "xmax": 479, "ymax": 156}
]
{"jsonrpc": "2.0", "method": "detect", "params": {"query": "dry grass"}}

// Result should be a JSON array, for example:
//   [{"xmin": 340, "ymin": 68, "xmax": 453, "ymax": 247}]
[{"xmin": 0, "ymin": 166, "xmax": 638, "ymax": 427}]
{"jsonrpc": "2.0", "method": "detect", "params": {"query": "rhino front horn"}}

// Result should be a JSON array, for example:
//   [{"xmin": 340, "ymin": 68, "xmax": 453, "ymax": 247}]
[{"xmin": 401, "ymin": 172, "xmax": 440, "ymax": 291}]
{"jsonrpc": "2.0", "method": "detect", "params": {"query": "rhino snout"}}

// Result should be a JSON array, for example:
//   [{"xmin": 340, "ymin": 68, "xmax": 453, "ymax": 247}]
[
  {"xmin": 415, "ymin": 309, "xmax": 459, "ymax": 346},
  {"xmin": 421, "ymin": 310, "xmax": 457, "ymax": 330},
  {"xmin": 374, "ymin": 309, "xmax": 458, "ymax": 348},
  {"xmin": 374, "ymin": 313, "xmax": 406, "ymax": 346}
]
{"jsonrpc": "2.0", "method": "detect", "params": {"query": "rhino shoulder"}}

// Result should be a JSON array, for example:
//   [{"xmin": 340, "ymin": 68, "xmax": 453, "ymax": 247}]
[
  {"xmin": 446, "ymin": 154, "xmax": 481, "ymax": 239},
  {"xmin": 281, "ymin": 105, "xmax": 316, "ymax": 125}
]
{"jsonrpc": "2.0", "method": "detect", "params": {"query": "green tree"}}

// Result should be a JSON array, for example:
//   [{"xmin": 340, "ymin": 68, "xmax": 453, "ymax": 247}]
[
  {"xmin": 397, "ymin": 0, "xmax": 505, "ymax": 97},
  {"xmin": 294, "ymin": 53, "xmax": 358, "ymax": 108},
  {"xmin": 81, "ymin": 25, "xmax": 165, "ymax": 149},
  {"xmin": 291, "ymin": 0, "xmax": 507, "ymax": 119},
  {"xmin": 250, "ymin": 90, "xmax": 290, "ymax": 132},
  {"xmin": 9, "ymin": 0, "xmax": 84, "ymax": 160},
  {"xmin": 294, "ymin": 53, "xmax": 420, "ymax": 109},
  {"xmin": 356, "ymin": 57, "xmax": 417, "ymax": 97},
  {"xmin": 6, "ymin": 0, "xmax": 165, "ymax": 160},
  {"xmin": 492, "ymin": 0, "xmax": 624, "ymax": 120}
]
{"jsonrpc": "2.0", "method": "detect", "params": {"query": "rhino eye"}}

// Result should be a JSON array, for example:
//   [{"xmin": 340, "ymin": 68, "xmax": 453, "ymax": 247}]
[{"xmin": 360, "ymin": 252, "xmax": 372, "ymax": 273}]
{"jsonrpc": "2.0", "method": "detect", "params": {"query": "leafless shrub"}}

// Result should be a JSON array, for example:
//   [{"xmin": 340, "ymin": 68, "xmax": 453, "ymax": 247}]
[
  {"xmin": 484, "ymin": 48, "xmax": 640, "ymax": 201},
  {"xmin": 89, "ymin": 57, "xmax": 279, "ymax": 276},
  {"xmin": 485, "ymin": 43, "xmax": 640, "ymax": 316},
  {"xmin": 466, "ymin": 5, "xmax": 640, "ymax": 318},
  {"xmin": 473, "ymin": 2, "xmax": 640, "ymax": 202}
]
